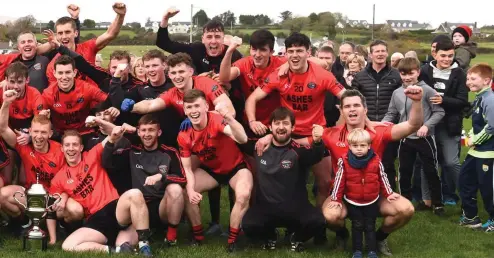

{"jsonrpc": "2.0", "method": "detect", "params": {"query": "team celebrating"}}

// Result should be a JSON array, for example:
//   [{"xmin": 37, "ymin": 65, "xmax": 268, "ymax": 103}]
[{"xmin": 0, "ymin": 3, "xmax": 493, "ymax": 258}]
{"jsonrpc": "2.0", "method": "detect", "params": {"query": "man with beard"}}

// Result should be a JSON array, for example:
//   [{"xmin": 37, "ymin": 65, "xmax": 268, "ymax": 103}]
[
  {"xmin": 0, "ymin": 90, "xmax": 83, "ymax": 245},
  {"xmin": 246, "ymin": 33, "xmax": 345, "ymax": 244},
  {"xmin": 102, "ymin": 114, "xmax": 186, "ymax": 247},
  {"xmin": 123, "ymin": 53, "xmax": 234, "ymax": 119},
  {"xmin": 45, "ymin": 3, "xmax": 127, "ymax": 86},
  {"xmin": 0, "ymin": 62, "xmax": 45, "ymax": 185},
  {"xmin": 241, "ymin": 107, "xmax": 326, "ymax": 252},
  {"xmin": 178, "ymin": 89, "xmax": 252, "ymax": 252},
  {"xmin": 42, "ymin": 55, "xmax": 109, "ymax": 147},
  {"xmin": 49, "ymin": 128, "xmax": 152, "ymax": 256}
]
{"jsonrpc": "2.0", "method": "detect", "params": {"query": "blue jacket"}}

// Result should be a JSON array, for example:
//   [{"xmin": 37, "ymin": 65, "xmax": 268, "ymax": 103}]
[{"xmin": 468, "ymin": 87, "xmax": 494, "ymax": 158}]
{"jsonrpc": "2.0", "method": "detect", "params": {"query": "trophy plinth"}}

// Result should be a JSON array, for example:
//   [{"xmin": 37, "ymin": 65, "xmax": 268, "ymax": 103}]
[{"xmin": 14, "ymin": 176, "xmax": 60, "ymax": 251}]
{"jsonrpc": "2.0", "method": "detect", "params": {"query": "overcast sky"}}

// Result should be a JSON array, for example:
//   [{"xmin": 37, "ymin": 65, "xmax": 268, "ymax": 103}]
[{"xmin": 2, "ymin": 0, "xmax": 492, "ymax": 27}]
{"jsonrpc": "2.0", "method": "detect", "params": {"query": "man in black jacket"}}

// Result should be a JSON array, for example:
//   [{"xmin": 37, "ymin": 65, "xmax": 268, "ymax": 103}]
[
  {"xmin": 418, "ymin": 40, "xmax": 469, "ymax": 205},
  {"xmin": 352, "ymin": 40, "xmax": 402, "ymax": 191},
  {"xmin": 331, "ymin": 42, "xmax": 355, "ymax": 89}
]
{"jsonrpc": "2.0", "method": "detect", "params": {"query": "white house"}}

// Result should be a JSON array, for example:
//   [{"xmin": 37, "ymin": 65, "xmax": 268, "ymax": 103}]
[
  {"xmin": 433, "ymin": 22, "xmax": 481, "ymax": 35},
  {"xmin": 386, "ymin": 20, "xmax": 432, "ymax": 32},
  {"xmin": 96, "ymin": 22, "xmax": 111, "ymax": 29},
  {"xmin": 169, "ymin": 21, "xmax": 193, "ymax": 34},
  {"xmin": 144, "ymin": 21, "xmax": 161, "ymax": 33}
]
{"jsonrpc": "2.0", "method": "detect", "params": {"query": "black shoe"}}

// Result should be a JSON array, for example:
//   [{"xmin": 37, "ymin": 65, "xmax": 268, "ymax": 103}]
[
  {"xmin": 261, "ymin": 239, "xmax": 276, "ymax": 250},
  {"xmin": 334, "ymin": 234, "xmax": 348, "ymax": 251},
  {"xmin": 189, "ymin": 238, "xmax": 202, "ymax": 246},
  {"xmin": 205, "ymin": 222, "xmax": 224, "ymax": 236},
  {"xmin": 227, "ymin": 242, "xmax": 237, "ymax": 253},
  {"xmin": 415, "ymin": 201, "xmax": 432, "ymax": 211},
  {"xmin": 163, "ymin": 238, "xmax": 177, "ymax": 247},
  {"xmin": 433, "ymin": 206, "xmax": 446, "ymax": 217},
  {"xmin": 290, "ymin": 241, "xmax": 305, "ymax": 252},
  {"xmin": 117, "ymin": 242, "xmax": 135, "ymax": 253}
]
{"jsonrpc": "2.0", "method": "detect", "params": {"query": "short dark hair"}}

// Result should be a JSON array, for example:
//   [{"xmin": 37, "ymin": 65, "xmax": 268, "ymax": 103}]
[
  {"xmin": 397, "ymin": 57, "xmax": 421, "ymax": 74},
  {"xmin": 5, "ymin": 62, "xmax": 28, "ymax": 79},
  {"xmin": 54, "ymin": 55, "xmax": 75, "ymax": 70},
  {"xmin": 203, "ymin": 20, "xmax": 224, "ymax": 33},
  {"xmin": 250, "ymin": 29, "xmax": 275, "ymax": 51},
  {"xmin": 319, "ymin": 46, "xmax": 335, "ymax": 55},
  {"xmin": 61, "ymin": 130, "xmax": 82, "ymax": 145},
  {"xmin": 183, "ymin": 89, "xmax": 206, "ymax": 103},
  {"xmin": 369, "ymin": 40, "xmax": 388, "ymax": 53},
  {"xmin": 436, "ymin": 40, "xmax": 455, "ymax": 52},
  {"xmin": 284, "ymin": 32, "xmax": 311, "ymax": 50},
  {"xmin": 166, "ymin": 53, "xmax": 193, "ymax": 68},
  {"xmin": 269, "ymin": 107, "xmax": 295, "ymax": 126},
  {"xmin": 142, "ymin": 49, "xmax": 166, "ymax": 63},
  {"xmin": 340, "ymin": 90, "xmax": 367, "ymax": 109},
  {"xmin": 341, "ymin": 42, "xmax": 356, "ymax": 51},
  {"xmin": 138, "ymin": 114, "xmax": 160, "ymax": 129},
  {"xmin": 110, "ymin": 50, "xmax": 131, "ymax": 63},
  {"xmin": 55, "ymin": 17, "xmax": 76, "ymax": 30}
]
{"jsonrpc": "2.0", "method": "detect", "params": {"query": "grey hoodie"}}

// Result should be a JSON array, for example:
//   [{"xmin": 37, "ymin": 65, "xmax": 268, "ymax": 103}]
[{"xmin": 382, "ymin": 81, "xmax": 445, "ymax": 139}]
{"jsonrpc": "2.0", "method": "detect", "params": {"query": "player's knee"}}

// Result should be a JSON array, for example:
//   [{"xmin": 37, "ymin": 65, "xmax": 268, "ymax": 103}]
[
  {"xmin": 235, "ymin": 188, "xmax": 251, "ymax": 207},
  {"xmin": 61, "ymin": 239, "xmax": 76, "ymax": 251},
  {"xmin": 125, "ymin": 189, "xmax": 145, "ymax": 203},
  {"xmin": 66, "ymin": 201, "xmax": 84, "ymax": 221},
  {"xmin": 0, "ymin": 187, "xmax": 10, "ymax": 203},
  {"xmin": 323, "ymin": 206, "xmax": 342, "ymax": 224},
  {"xmin": 165, "ymin": 184, "xmax": 183, "ymax": 202}
]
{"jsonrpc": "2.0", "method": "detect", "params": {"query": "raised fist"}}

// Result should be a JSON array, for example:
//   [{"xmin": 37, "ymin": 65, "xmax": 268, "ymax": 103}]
[
  {"xmin": 112, "ymin": 2, "xmax": 127, "ymax": 15},
  {"xmin": 67, "ymin": 4, "xmax": 80, "ymax": 19}
]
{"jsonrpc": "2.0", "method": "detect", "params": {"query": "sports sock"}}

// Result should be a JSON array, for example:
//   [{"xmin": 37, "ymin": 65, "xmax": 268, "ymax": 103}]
[
  {"xmin": 136, "ymin": 229, "xmax": 151, "ymax": 248},
  {"xmin": 192, "ymin": 224, "xmax": 205, "ymax": 241},
  {"xmin": 376, "ymin": 227, "xmax": 390, "ymax": 241},
  {"xmin": 228, "ymin": 227, "xmax": 240, "ymax": 244},
  {"xmin": 208, "ymin": 187, "xmax": 221, "ymax": 224},
  {"xmin": 167, "ymin": 224, "xmax": 178, "ymax": 241}
]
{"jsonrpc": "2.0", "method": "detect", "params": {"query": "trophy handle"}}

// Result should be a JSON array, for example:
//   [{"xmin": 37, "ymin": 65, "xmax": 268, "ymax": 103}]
[
  {"xmin": 13, "ymin": 191, "xmax": 28, "ymax": 210},
  {"xmin": 46, "ymin": 193, "xmax": 62, "ymax": 211}
]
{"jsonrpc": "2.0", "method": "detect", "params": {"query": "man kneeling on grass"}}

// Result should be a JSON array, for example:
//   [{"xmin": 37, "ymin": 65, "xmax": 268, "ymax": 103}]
[{"xmin": 49, "ymin": 128, "xmax": 152, "ymax": 256}]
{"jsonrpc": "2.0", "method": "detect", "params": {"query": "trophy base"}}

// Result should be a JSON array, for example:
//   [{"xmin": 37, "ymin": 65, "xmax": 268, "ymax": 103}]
[{"xmin": 23, "ymin": 235, "xmax": 47, "ymax": 251}]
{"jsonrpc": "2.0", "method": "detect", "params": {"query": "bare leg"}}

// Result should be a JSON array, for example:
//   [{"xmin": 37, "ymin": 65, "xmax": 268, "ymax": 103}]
[
  {"xmin": 313, "ymin": 156, "xmax": 332, "ymax": 207},
  {"xmin": 115, "ymin": 189, "xmax": 149, "ymax": 230},
  {"xmin": 162, "ymin": 183, "xmax": 184, "ymax": 226},
  {"xmin": 47, "ymin": 219, "xmax": 57, "ymax": 245},
  {"xmin": 0, "ymin": 185, "xmax": 25, "ymax": 217},
  {"xmin": 379, "ymin": 196, "xmax": 415, "ymax": 233},
  {"xmin": 322, "ymin": 197, "xmax": 348, "ymax": 230},
  {"xmin": 228, "ymin": 169, "xmax": 253, "ymax": 229},
  {"xmin": 115, "ymin": 225, "xmax": 138, "ymax": 246},
  {"xmin": 184, "ymin": 168, "xmax": 219, "ymax": 227},
  {"xmin": 62, "ymin": 227, "xmax": 108, "ymax": 252}
]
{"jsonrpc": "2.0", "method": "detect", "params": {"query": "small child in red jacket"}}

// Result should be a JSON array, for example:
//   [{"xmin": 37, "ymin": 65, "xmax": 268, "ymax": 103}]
[{"xmin": 329, "ymin": 128, "xmax": 399, "ymax": 258}]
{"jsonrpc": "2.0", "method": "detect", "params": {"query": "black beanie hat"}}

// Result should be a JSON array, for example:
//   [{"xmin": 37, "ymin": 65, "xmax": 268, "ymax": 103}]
[
  {"xmin": 431, "ymin": 34, "xmax": 450, "ymax": 45},
  {"xmin": 452, "ymin": 25, "xmax": 472, "ymax": 43}
]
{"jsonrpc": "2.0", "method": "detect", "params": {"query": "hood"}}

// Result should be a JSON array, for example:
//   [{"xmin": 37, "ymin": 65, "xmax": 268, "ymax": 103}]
[
  {"xmin": 429, "ymin": 60, "xmax": 459, "ymax": 72},
  {"xmin": 458, "ymin": 42, "xmax": 478, "ymax": 58}
]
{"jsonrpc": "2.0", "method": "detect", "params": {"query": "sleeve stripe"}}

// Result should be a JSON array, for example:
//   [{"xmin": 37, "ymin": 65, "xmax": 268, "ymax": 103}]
[
  {"xmin": 331, "ymin": 158, "xmax": 345, "ymax": 201},
  {"xmin": 379, "ymin": 161, "xmax": 393, "ymax": 195}
]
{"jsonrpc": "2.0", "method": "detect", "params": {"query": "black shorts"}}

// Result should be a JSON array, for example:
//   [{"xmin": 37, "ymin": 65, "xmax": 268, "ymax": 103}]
[
  {"xmin": 146, "ymin": 198, "xmax": 166, "ymax": 229},
  {"xmin": 0, "ymin": 140, "xmax": 9, "ymax": 170},
  {"xmin": 202, "ymin": 162, "xmax": 248, "ymax": 186},
  {"xmin": 84, "ymin": 200, "xmax": 129, "ymax": 245},
  {"xmin": 291, "ymin": 133, "xmax": 330, "ymax": 157}
]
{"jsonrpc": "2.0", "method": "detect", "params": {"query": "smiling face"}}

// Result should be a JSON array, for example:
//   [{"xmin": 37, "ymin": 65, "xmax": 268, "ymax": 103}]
[
  {"xmin": 56, "ymin": 23, "xmax": 78, "ymax": 49},
  {"xmin": 5, "ymin": 74, "xmax": 27, "ymax": 98},
  {"xmin": 143, "ymin": 58, "xmax": 166, "ymax": 85},
  {"xmin": 341, "ymin": 96, "xmax": 367, "ymax": 127},
  {"xmin": 250, "ymin": 44, "xmax": 272, "ymax": 68},
  {"xmin": 62, "ymin": 135, "xmax": 83, "ymax": 166},
  {"xmin": 202, "ymin": 31, "xmax": 224, "ymax": 57},
  {"xmin": 30, "ymin": 122, "xmax": 52, "ymax": 152},
  {"xmin": 466, "ymin": 72, "xmax": 491, "ymax": 92},
  {"xmin": 137, "ymin": 123, "xmax": 161, "ymax": 150},
  {"xmin": 400, "ymin": 69, "xmax": 420, "ymax": 87},
  {"xmin": 286, "ymin": 45, "xmax": 309, "ymax": 73},
  {"xmin": 184, "ymin": 97, "xmax": 209, "ymax": 127},
  {"xmin": 168, "ymin": 63, "xmax": 193, "ymax": 90},
  {"xmin": 17, "ymin": 33, "xmax": 37, "ymax": 60},
  {"xmin": 269, "ymin": 117, "xmax": 293, "ymax": 145},
  {"xmin": 54, "ymin": 63, "xmax": 76, "ymax": 92},
  {"xmin": 435, "ymin": 49, "xmax": 454, "ymax": 69}
]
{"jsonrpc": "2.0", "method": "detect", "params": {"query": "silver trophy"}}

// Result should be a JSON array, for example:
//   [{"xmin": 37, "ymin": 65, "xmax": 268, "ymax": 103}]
[{"xmin": 13, "ymin": 174, "xmax": 61, "ymax": 251}]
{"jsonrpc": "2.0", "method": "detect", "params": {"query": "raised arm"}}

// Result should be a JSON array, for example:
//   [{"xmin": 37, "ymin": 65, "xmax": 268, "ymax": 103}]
[
  {"xmin": 0, "ymin": 91, "xmax": 19, "ymax": 147},
  {"xmin": 57, "ymin": 44, "xmax": 110, "ymax": 86},
  {"xmin": 219, "ymin": 40, "xmax": 242, "ymax": 83},
  {"xmin": 95, "ymin": 3, "xmax": 126, "ymax": 51},
  {"xmin": 216, "ymin": 103, "xmax": 247, "ymax": 144},
  {"xmin": 156, "ymin": 8, "xmax": 194, "ymax": 54},
  {"xmin": 129, "ymin": 98, "xmax": 166, "ymax": 114},
  {"xmin": 390, "ymin": 85, "xmax": 424, "ymax": 141}
]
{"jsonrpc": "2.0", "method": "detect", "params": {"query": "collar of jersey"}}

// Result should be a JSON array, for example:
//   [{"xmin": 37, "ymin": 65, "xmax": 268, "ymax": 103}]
[{"xmin": 58, "ymin": 82, "xmax": 76, "ymax": 94}]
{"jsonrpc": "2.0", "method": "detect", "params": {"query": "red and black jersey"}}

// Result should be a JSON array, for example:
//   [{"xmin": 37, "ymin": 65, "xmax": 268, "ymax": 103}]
[
  {"xmin": 42, "ymin": 79, "xmax": 107, "ymax": 135},
  {"xmin": 262, "ymin": 63, "xmax": 344, "ymax": 136},
  {"xmin": 331, "ymin": 153, "xmax": 393, "ymax": 205},
  {"xmin": 16, "ymin": 140, "xmax": 64, "ymax": 189},
  {"xmin": 50, "ymin": 143, "xmax": 119, "ymax": 218},
  {"xmin": 159, "ymin": 76, "xmax": 224, "ymax": 117},
  {"xmin": 233, "ymin": 56, "xmax": 285, "ymax": 125},
  {"xmin": 0, "ymin": 86, "xmax": 44, "ymax": 130},
  {"xmin": 322, "ymin": 124, "xmax": 394, "ymax": 175},
  {"xmin": 0, "ymin": 138, "xmax": 9, "ymax": 169},
  {"xmin": 46, "ymin": 39, "xmax": 99, "ymax": 86},
  {"xmin": 177, "ymin": 113, "xmax": 244, "ymax": 175}
]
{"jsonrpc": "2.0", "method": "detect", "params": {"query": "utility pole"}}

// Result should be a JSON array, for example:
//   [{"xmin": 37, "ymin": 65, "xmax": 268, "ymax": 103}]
[
  {"xmin": 372, "ymin": 4, "xmax": 375, "ymax": 41},
  {"xmin": 190, "ymin": 4, "xmax": 193, "ymax": 43}
]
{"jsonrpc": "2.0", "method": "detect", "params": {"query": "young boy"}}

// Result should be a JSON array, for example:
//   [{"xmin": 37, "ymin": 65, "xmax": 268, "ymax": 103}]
[
  {"xmin": 459, "ymin": 63, "xmax": 494, "ymax": 232},
  {"xmin": 383, "ymin": 57, "xmax": 445, "ymax": 215},
  {"xmin": 452, "ymin": 25, "xmax": 478, "ymax": 70},
  {"xmin": 329, "ymin": 128, "xmax": 398, "ymax": 258}
]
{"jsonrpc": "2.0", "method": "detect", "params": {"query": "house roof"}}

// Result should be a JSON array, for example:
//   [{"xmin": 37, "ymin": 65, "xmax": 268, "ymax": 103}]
[
  {"xmin": 435, "ymin": 22, "xmax": 481, "ymax": 34},
  {"xmin": 171, "ymin": 21, "xmax": 192, "ymax": 26},
  {"xmin": 386, "ymin": 20, "xmax": 430, "ymax": 29},
  {"xmin": 0, "ymin": 42, "xmax": 11, "ymax": 49},
  {"xmin": 97, "ymin": 22, "xmax": 111, "ymax": 26}
]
